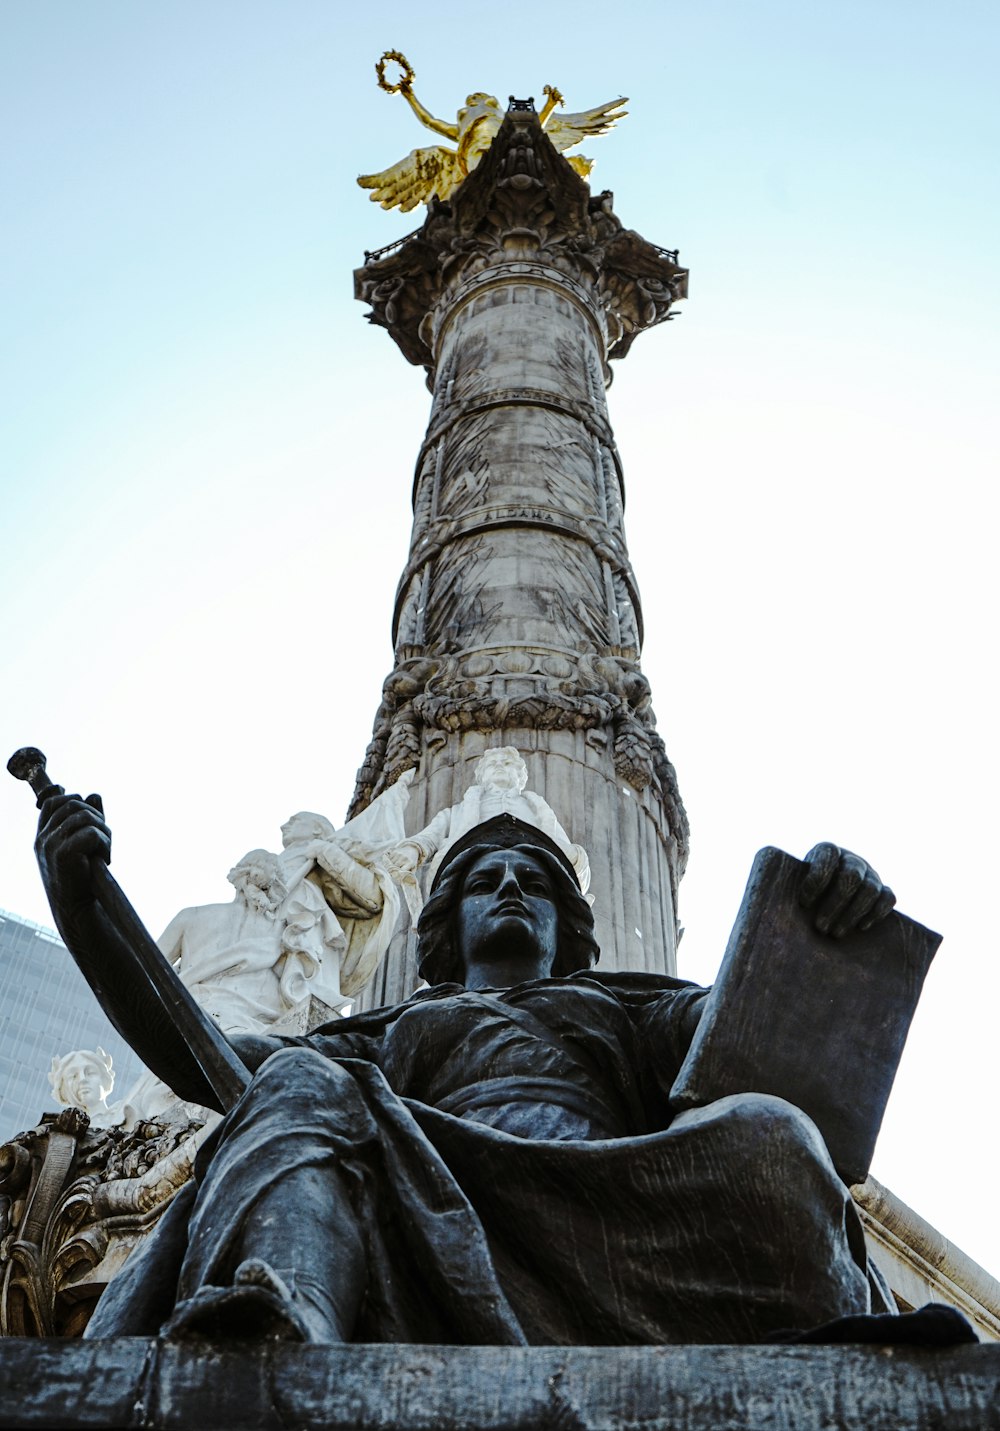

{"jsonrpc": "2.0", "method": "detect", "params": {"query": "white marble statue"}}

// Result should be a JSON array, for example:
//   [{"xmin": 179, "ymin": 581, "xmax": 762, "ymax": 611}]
[
  {"xmin": 117, "ymin": 775, "xmax": 414, "ymax": 1126},
  {"xmin": 154, "ymin": 848, "xmax": 305, "ymax": 1036},
  {"xmin": 385, "ymin": 747, "xmax": 591, "ymax": 904},
  {"xmin": 48, "ymin": 1047, "xmax": 122, "ymax": 1129},
  {"xmin": 275, "ymin": 778, "xmax": 413, "ymax": 1003},
  {"xmin": 156, "ymin": 772, "xmax": 414, "ymax": 1034}
]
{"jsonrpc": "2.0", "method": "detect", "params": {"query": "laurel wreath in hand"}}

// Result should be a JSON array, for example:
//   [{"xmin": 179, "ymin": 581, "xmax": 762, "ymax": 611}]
[{"xmin": 376, "ymin": 51, "xmax": 415, "ymax": 94}]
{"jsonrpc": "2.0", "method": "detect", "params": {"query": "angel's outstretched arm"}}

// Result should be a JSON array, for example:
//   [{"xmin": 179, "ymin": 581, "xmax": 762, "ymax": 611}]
[
  {"xmin": 539, "ymin": 85, "xmax": 564, "ymax": 127},
  {"xmin": 399, "ymin": 82, "xmax": 459, "ymax": 143}
]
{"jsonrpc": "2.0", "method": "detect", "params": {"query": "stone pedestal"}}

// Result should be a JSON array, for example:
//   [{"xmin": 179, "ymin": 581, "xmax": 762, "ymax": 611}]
[
  {"xmin": 2, "ymin": 1340, "xmax": 997, "ymax": 1430},
  {"xmin": 352, "ymin": 105, "xmax": 689, "ymax": 1004}
]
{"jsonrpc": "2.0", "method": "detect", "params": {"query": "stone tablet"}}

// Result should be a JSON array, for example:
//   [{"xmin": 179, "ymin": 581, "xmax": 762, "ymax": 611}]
[{"xmin": 669, "ymin": 846, "xmax": 941, "ymax": 1186}]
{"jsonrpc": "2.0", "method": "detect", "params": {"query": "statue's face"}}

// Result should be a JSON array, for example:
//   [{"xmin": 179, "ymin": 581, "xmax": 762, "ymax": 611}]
[
  {"xmin": 65, "ymin": 1060, "xmax": 109, "ymax": 1109},
  {"xmin": 281, "ymin": 814, "xmax": 322, "ymax": 848},
  {"xmin": 229, "ymin": 853, "xmax": 286, "ymax": 916},
  {"xmin": 233, "ymin": 857, "xmax": 267, "ymax": 890},
  {"xmin": 456, "ymin": 848, "xmax": 559, "ymax": 988},
  {"xmin": 477, "ymin": 751, "xmax": 526, "ymax": 792}
]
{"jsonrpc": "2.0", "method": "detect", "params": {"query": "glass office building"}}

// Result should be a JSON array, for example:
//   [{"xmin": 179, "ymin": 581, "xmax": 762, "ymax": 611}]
[{"xmin": 0, "ymin": 906, "xmax": 144, "ymax": 1143}]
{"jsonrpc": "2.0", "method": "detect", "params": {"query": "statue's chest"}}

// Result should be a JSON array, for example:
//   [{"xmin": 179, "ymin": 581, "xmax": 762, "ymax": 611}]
[{"xmin": 379, "ymin": 988, "xmax": 637, "ymax": 1114}]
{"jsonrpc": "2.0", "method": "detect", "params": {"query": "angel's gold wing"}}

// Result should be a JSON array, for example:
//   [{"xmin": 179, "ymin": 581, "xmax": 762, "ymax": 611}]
[
  {"xmin": 544, "ymin": 97, "xmax": 629, "ymax": 154},
  {"xmin": 357, "ymin": 145, "xmax": 465, "ymax": 213}
]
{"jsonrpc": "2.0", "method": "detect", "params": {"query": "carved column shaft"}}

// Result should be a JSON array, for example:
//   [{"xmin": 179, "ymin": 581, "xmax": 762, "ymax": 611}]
[
  {"xmin": 400, "ymin": 265, "xmax": 637, "ymax": 662},
  {"xmin": 353, "ymin": 108, "xmax": 689, "ymax": 1005}
]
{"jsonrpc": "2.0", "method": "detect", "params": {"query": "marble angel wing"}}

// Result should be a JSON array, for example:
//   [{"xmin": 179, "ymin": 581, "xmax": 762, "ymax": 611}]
[
  {"xmin": 358, "ymin": 145, "xmax": 465, "ymax": 212},
  {"xmin": 544, "ymin": 98, "xmax": 629, "ymax": 176}
]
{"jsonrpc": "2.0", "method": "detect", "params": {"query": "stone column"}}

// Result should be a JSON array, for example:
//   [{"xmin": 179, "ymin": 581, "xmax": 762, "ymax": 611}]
[{"xmin": 352, "ymin": 103, "xmax": 689, "ymax": 1006}]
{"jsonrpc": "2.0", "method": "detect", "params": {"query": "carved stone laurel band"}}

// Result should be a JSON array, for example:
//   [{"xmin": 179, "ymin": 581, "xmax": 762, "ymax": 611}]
[
  {"xmin": 348, "ymin": 650, "xmax": 689, "ymax": 882},
  {"xmin": 390, "ymin": 510, "xmax": 642, "ymax": 651},
  {"xmin": 420, "ymin": 386, "xmax": 619, "ymax": 467}
]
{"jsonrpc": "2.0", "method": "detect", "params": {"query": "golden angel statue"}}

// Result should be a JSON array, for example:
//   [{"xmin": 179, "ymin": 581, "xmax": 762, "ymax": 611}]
[{"xmin": 358, "ymin": 51, "xmax": 628, "ymax": 213}]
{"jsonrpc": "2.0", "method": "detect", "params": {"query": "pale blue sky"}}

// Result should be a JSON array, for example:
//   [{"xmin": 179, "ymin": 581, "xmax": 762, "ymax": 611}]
[{"xmin": 2, "ymin": 2, "xmax": 998, "ymax": 1271}]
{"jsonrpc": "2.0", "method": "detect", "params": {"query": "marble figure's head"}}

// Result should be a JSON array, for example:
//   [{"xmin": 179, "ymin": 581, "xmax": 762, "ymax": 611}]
[
  {"xmin": 49, "ymin": 1047, "xmax": 114, "ymax": 1112},
  {"xmin": 281, "ymin": 811, "xmax": 336, "ymax": 849},
  {"xmin": 228, "ymin": 849, "xmax": 288, "ymax": 915},
  {"xmin": 474, "ymin": 746, "xmax": 528, "ymax": 794},
  {"xmin": 416, "ymin": 815, "xmax": 599, "ymax": 986}
]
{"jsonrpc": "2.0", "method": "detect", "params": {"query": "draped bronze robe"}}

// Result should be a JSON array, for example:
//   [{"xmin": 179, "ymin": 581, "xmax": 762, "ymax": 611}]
[{"xmin": 87, "ymin": 973, "xmax": 877, "ymax": 1344}]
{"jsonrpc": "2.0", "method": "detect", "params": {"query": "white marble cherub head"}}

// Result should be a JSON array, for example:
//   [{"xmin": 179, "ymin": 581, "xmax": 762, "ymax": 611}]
[
  {"xmin": 280, "ymin": 812, "xmax": 337, "ymax": 850},
  {"xmin": 48, "ymin": 1047, "xmax": 114, "ymax": 1118},
  {"xmin": 474, "ymin": 747, "xmax": 529, "ymax": 794},
  {"xmin": 227, "ymin": 849, "xmax": 288, "ymax": 917}
]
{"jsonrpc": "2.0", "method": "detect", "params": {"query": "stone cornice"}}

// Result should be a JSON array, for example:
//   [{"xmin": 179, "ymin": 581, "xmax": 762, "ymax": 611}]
[{"xmin": 355, "ymin": 106, "xmax": 688, "ymax": 373}]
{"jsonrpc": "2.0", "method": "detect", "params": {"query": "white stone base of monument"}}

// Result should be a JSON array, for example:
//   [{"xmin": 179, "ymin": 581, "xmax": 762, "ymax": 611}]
[{"xmin": 855, "ymin": 1177, "xmax": 1000, "ymax": 1342}]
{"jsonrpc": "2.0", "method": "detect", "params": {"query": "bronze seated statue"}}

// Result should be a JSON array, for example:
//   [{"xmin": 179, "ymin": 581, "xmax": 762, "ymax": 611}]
[{"xmin": 35, "ymin": 792, "xmax": 938, "ymax": 1346}]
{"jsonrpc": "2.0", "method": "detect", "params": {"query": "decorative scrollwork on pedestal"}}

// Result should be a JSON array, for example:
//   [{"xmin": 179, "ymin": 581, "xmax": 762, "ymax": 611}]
[{"xmin": 0, "ymin": 1112, "xmax": 206, "ymax": 1338}]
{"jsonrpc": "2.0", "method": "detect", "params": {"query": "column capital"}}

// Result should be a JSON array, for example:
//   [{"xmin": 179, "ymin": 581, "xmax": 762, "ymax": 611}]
[{"xmin": 355, "ymin": 109, "xmax": 688, "ymax": 373}]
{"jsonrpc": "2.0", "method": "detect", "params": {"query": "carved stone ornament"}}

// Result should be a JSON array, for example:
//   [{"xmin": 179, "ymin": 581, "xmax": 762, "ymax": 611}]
[
  {"xmin": 349, "ymin": 649, "xmax": 689, "ymax": 874},
  {"xmin": 0, "ymin": 1109, "xmax": 207, "ymax": 1337}
]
